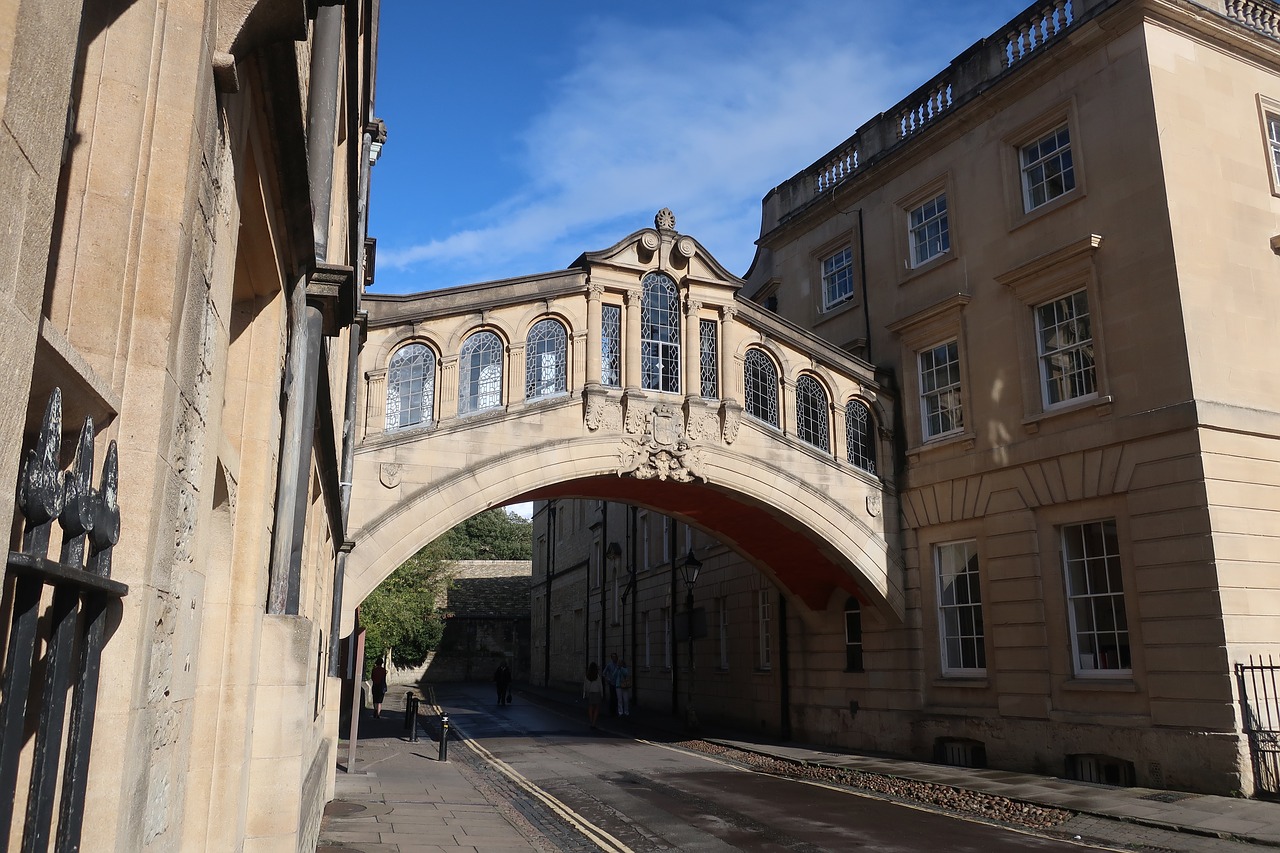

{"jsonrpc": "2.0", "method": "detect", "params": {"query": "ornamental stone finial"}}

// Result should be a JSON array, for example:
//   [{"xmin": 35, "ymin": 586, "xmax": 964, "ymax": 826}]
[{"xmin": 655, "ymin": 208, "xmax": 676, "ymax": 231}]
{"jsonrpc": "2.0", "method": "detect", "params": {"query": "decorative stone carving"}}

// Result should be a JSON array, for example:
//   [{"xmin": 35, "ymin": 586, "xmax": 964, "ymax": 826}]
[
  {"xmin": 587, "ymin": 281, "xmax": 605, "ymax": 298},
  {"xmin": 640, "ymin": 230, "xmax": 660, "ymax": 252},
  {"xmin": 379, "ymin": 463, "xmax": 403, "ymax": 489},
  {"xmin": 625, "ymin": 289, "xmax": 642, "ymax": 307},
  {"xmin": 624, "ymin": 399, "xmax": 649, "ymax": 435},
  {"xmin": 684, "ymin": 296, "xmax": 702, "ymax": 315},
  {"xmin": 618, "ymin": 402, "xmax": 706, "ymax": 483},
  {"xmin": 866, "ymin": 493, "xmax": 882, "ymax": 517},
  {"xmin": 676, "ymin": 236, "xmax": 696, "ymax": 259},
  {"xmin": 585, "ymin": 395, "xmax": 623, "ymax": 432},
  {"xmin": 722, "ymin": 405, "xmax": 742, "ymax": 445},
  {"xmin": 655, "ymin": 208, "xmax": 676, "ymax": 230}
]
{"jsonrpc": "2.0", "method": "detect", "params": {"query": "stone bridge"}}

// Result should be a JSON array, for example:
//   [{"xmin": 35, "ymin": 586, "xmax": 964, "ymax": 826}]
[{"xmin": 344, "ymin": 213, "xmax": 903, "ymax": 628}]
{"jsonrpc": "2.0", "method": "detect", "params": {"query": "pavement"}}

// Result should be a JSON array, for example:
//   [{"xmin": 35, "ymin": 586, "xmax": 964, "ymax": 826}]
[{"xmin": 318, "ymin": 684, "xmax": 1280, "ymax": 852}]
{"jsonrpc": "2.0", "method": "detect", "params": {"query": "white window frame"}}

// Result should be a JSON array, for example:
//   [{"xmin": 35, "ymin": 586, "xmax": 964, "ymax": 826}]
[
  {"xmin": 1020, "ymin": 123, "xmax": 1076, "ymax": 212},
  {"xmin": 638, "ymin": 510, "xmax": 650, "ymax": 571},
  {"xmin": 1036, "ymin": 288, "xmax": 1096, "ymax": 408},
  {"xmin": 887, "ymin": 293, "xmax": 971, "ymax": 456},
  {"xmin": 663, "ymin": 606, "xmax": 672, "ymax": 669},
  {"xmin": 908, "ymin": 192, "xmax": 950, "ymax": 267},
  {"xmin": 642, "ymin": 610, "xmax": 651, "ymax": 668},
  {"xmin": 934, "ymin": 540, "xmax": 985, "ymax": 675},
  {"xmin": 1258, "ymin": 95, "xmax": 1280, "ymax": 197},
  {"xmin": 1062, "ymin": 519, "xmax": 1131, "ymax": 677},
  {"xmin": 918, "ymin": 339, "xmax": 964, "ymax": 440},
  {"xmin": 821, "ymin": 246, "xmax": 855, "ymax": 311}
]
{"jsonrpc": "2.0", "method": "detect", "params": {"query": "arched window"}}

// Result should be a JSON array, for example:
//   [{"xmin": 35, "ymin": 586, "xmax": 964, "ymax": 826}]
[
  {"xmin": 845, "ymin": 598, "xmax": 864, "ymax": 672},
  {"xmin": 845, "ymin": 399, "xmax": 877, "ymax": 474},
  {"xmin": 458, "ymin": 331, "xmax": 503, "ymax": 414},
  {"xmin": 640, "ymin": 272, "xmax": 680, "ymax": 393},
  {"xmin": 795, "ymin": 374, "xmax": 830, "ymax": 451},
  {"xmin": 525, "ymin": 319, "xmax": 567, "ymax": 399},
  {"xmin": 385, "ymin": 343, "xmax": 434, "ymax": 431},
  {"xmin": 743, "ymin": 348, "xmax": 779, "ymax": 426}
]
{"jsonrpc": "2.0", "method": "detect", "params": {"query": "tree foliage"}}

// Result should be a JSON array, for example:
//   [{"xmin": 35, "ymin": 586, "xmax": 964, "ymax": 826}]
[
  {"xmin": 432, "ymin": 508, "xmax": 532, "ymax": 560},
  {"xmin": 361, "ymin": 508, "xmax": 532, "ymax": 675}
]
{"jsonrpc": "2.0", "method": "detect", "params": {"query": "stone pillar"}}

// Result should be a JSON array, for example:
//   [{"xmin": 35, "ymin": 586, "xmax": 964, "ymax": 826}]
[
  {"xmin": 440, "ymin": 356, "xmax": 459, "ymax": 420},
  {"xmin": 365, "ymin": 368, "xmax": 386, "ymax": 437},
  {"xmin": 720, "ymin": 304, "xmax": 740, "ymax": 404},
  {"xmin": 586, "ymin": 282, "xmax": 603, "ymax": 387},
  {"xmin": 624, "ymin": 289, "xmax": 642, "ymax": 391},
  {"xmin": 508, "ymin": 342, "xmax": 526, "ymax": 407},
  {"xmin": 684, "ymin": 296, "xmax": 702, "ymax": 399}
]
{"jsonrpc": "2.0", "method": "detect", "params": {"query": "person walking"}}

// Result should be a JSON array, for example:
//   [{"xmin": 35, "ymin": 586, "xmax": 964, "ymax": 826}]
[
  {"xmin": 583, "ymin": 661, "xmax": 604, "ymax": 728},
  {"xmin": 371, "ymin": 661, "xmax": 388, "ymax": 719},
  {"xmin": 493, "ymin": 658, "xmax": 513, "ymax": 705},
  {"xmin": 602, "ymin": 652, "xmax": 620, "ymax": 716},
  {"xmin": 616, "ymin": 659, "xmax": 632, "ymax": 717}
]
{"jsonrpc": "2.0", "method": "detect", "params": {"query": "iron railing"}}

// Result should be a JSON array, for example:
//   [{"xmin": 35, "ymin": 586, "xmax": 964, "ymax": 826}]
[
  {"xmin": 0, "ymin": 388, "xmax": 127, "ymax": 851},
  {"xmin": 1237, "ymin": 655, "xmax": 1280, "ymax": 798}
]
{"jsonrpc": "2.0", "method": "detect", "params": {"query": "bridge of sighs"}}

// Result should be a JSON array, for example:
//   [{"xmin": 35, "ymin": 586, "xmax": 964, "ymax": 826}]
[{"xmin": 343, "ymin": 211, "xmax": 903, "ymax": 630}]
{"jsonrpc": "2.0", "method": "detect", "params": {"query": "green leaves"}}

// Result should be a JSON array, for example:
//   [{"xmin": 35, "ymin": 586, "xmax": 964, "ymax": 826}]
[{"xmin": 360, "ymin": 508, "xmax": 532, "ymax": 675}]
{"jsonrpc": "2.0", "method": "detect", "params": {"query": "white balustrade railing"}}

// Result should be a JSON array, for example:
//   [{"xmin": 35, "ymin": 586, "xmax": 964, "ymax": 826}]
[
  {"xmin": 896, "ymin": 82, "xmax": 954, "ymax": 140},
  {"xmin": 1004, "ymin": 1, "xmax": 1075, "ymax": 67},
  {"xmin": 1226, "ymin": 0, "xmax": 1280, "ymax": 38},
  {"xmin": 815, "ymin": 144, "xmax": 859, "ymax": 193}
]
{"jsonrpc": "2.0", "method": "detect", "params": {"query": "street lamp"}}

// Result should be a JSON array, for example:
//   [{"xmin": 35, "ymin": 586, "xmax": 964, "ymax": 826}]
[{"xmin": 678, "ymin": 548, "xmax": 702, "ymax": 731}]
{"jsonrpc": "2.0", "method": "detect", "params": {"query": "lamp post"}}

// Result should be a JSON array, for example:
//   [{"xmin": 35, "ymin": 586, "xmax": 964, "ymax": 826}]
[{"xmin": 678, "ymin": 548, "xmax": 702, "ymax": 731}]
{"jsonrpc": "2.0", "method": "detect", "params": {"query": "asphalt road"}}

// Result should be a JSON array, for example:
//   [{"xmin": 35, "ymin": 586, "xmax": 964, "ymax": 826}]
[{"xmin": 436, "ymin": 685, "xmax": 1108, "ymax": 852}]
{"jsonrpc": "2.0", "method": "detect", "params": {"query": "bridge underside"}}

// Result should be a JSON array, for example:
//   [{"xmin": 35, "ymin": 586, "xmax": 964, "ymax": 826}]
[{"xmin": 518, "ymin": 476, "xmax": 867, "ymax": 611}]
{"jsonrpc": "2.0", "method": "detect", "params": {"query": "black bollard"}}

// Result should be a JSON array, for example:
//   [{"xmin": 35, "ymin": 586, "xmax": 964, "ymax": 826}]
[
  {"xmin": 438, "ymin": 714, "xmax": 449, "ymax": 762},
  {"xmin": 406, "ymin": 694, "xmax": 420, "ymax": 742}
]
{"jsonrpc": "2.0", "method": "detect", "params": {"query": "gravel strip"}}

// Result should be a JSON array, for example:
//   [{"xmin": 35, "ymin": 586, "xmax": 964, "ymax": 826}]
[{"xmin": 675, "ymin": 739, "xmax": 1074, "ymax": 831}]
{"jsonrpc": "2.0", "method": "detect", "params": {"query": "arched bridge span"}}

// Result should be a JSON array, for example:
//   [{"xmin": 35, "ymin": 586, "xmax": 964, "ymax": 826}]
[{"xmin": 345, "ymin": 214, "xmax": 902, "ymax": 630}]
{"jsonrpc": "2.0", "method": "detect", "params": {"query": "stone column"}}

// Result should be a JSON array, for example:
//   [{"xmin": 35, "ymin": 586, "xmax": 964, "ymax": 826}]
[
  {"xmin": 586, "ymin": 282, "xmax": 604, "ymax": 387},
  {"xmin": 440, "ymin": 356, "xmax": 459, "ymax": 420},
  {"xmin": 720, "ymin": 305, "xmax": 740, "ymax": 404},
  {"xmin": 508, "ymin": 342, "xmax": 526, "ymax": 407},
  {"xmin": 624, "ymin": 289, "xmax": 642, "ymax": 391},
  {"xmin": 365, "ymin": 368, "xmax": 386, "ymax": 437},
  {"xmin": 684, "ymin": 296, "xmax": 702, "ymax": 399}
]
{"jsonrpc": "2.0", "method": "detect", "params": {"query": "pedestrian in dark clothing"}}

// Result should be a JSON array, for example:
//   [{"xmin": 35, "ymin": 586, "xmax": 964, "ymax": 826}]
[
  {"xmin": 602, "ymin": 652, "xmax": 619, "ymax": 716},
  {"xmin": 494, "ymin": 659, "xmax": 513, "ymax": 705},
  {"xmin": 371, "ymin": 662, "xmax": 388, "ymax": 718}
]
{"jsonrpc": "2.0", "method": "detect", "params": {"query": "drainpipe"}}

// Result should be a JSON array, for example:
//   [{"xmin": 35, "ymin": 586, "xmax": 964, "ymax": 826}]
[
  {"xmin": 329, "ymin": 122, "xmax": 382, "ymax": 674},
  {"xmin": 857, "ymin": 208, "xmax": 872, "ymax": 362},
  {"xmin": 543, "ymin": 502, "xmax": 556, "ymax": 685},
  {"xmin": 779, "ymin": 595, "xmax": 792, "ymax": 740},
  {"xmin": 267, "ymin": 0, "xmax": 346, "ymax": 614},
  {"xmin": 669, "ymin": 516, "xmax": 678, "ymax": 714},
  {"xmin": 629, "ymin": 505, "xmax": 638, "ymax": 706}
]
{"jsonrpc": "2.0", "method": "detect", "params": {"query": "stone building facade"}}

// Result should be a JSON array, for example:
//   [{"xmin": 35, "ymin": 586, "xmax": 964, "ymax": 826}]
[
  {"xmin": 0, "ymin": 1, "xmax": 381, "ymax": 850},
  {"xmin": 536, "ymin": 0, "xmax": 1280, "ymax": 797}
]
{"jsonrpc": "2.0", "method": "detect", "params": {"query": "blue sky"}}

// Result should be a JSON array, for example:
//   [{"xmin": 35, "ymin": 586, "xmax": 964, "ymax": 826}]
[{"xmin": 368, "ymin": 0, "xmax": 1034, "ymax": 295}]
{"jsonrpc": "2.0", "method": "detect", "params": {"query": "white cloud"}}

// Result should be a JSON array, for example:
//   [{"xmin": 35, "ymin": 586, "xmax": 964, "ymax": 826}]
[{"xmin": 377, "ymin": 0, "xmax": 1007, "ymax": 289}]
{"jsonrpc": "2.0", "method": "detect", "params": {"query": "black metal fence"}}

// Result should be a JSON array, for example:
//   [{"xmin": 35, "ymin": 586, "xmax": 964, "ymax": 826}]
[
  {"xmin": 1237, "ymin": 655, "xmax": 1280, "ymax": 799},
  {"xmin": 0, "ymin": 389, "xmax": 127, "ymax": 851}
]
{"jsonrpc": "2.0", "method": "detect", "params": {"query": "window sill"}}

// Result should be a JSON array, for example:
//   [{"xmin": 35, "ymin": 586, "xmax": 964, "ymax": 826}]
[
  {"xmin": 1009, "ymin": 187, "xmax": 1084, "ymax": 232},
  {"xmin": 1022, "ymin": 395, "xmax": 1112, "ymax": 434},
  {"xmin": 1062, "ymin": 676, "xmax": 1137, "ymax": 692},
  {"xmin": 907, "ymin": 430, "xmax": 976, "ymax": 463},
  {"xmin": 900, "ymin": 250, "xmax": 958, "ymax": 284},
  {"xmin": 933, "ymin": 676, "xmax": 989, "ymax": 689}
]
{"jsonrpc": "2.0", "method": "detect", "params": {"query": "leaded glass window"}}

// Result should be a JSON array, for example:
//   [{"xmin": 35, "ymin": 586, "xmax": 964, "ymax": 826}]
[
  {"xmin": 699, "ymin": 318, "xmax": 718, "ymax": 399},
  {"xmin": 640, "ymin": 272, "xmax": 680, "ymax": 393},
  {"xmin": 526, "ymin": 319, "xmax": 567, "ymax": 400},
  {"xmin": 601, "ymin": 304, "xmax": 621, "ymax": 387},
  {"xmin": 795, "ymin": 374, "xmax": 829, "ymax": 451},
  {"xmin": 458, "ymin": 331, "xmax": 503, "ymax": 414},
  {"xmin": 845, "ymin": 400, "xmax": 876, "ymax": 474},
  {"xmin": 385, "ymin": 343, "xmax": 434, "ymax": 431},
  {"xmin": 743, "ymin": 348, "xmax": 778, "ymax": 426}
]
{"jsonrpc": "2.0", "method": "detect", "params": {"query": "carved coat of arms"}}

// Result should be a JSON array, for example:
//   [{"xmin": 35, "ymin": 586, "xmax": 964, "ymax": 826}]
[{"xmin": 617, "ymin": 403, "xmax": 706, "ymax": 483}]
